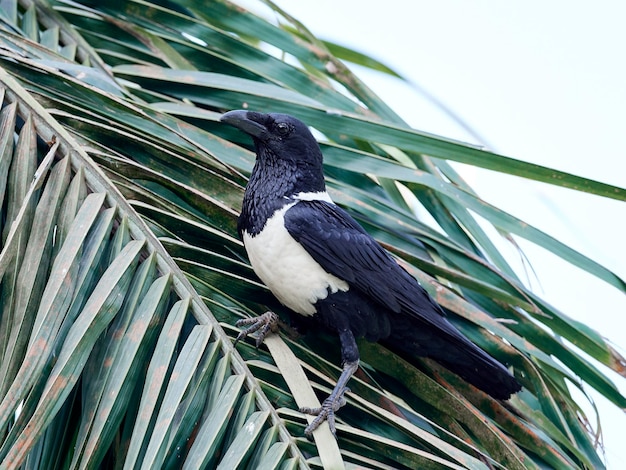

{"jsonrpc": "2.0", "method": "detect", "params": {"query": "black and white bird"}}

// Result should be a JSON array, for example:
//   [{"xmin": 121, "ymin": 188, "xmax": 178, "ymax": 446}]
[{"xmin": 220, "ymin": 110, "xmax": 521, "ymax": 437}]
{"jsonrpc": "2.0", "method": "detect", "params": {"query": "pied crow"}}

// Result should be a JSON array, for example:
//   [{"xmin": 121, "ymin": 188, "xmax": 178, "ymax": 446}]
[{"xmin": 220, "ymin": 110, "xmax": 521, "ymax": 437}]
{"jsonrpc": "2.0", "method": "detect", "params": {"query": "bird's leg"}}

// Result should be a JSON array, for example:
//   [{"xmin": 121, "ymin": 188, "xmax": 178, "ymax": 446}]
[
  {"xmin": 234, "ymin": 311, "xmax": 279, "ymax": 347},
  {"xmin": 301, "ymin": 359, "xmax": 358, "ymax": 438},
  {"xmin": 300, "ymin": 328, "xmax": 359, "ymax": 438}
]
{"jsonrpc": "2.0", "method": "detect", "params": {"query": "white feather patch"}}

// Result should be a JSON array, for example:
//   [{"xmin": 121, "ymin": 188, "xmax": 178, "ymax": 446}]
[
  {"xmin": 243, "ymin": 199, "xmax": 348, "ymax": 316},
  {"xmin": 292, "ymin": 191, "xmax": 334, "ymax": 203}
]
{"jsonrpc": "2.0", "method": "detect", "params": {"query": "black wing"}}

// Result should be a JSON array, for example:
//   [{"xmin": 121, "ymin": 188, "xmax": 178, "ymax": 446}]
[
  {"xmin": 284, "ymin": 199, "xmax": 446, "ymax": 325},
  {"xmin": 285, "ymin": 200, "xmax": 521, "ymax": 399}
]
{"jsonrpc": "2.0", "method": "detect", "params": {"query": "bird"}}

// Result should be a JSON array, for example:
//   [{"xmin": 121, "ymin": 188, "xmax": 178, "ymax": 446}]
[{"xmin": 220, "ymin": 109, "xmax": 522, "ymax": 437}]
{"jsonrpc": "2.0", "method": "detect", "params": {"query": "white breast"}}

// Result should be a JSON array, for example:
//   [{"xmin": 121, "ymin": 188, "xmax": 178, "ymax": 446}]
[{"xmin": 243, "ymin": 199, "xmax": 349, "ymax": 316}]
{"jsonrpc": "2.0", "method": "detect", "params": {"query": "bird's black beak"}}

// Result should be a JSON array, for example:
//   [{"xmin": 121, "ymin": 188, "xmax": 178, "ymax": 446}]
[{"xmin": 220, "ymin": 110, "xmax": 268, "ymax": 140}]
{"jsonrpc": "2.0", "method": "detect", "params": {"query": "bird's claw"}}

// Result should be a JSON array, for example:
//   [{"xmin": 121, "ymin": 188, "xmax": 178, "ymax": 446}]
[
  {"xmin": 300, "ymin": 387, "xmax": 350, "ymax": 439},
  {"xmin": 234, "ymin": 311, "xmax": 279, "ymax": 347}
]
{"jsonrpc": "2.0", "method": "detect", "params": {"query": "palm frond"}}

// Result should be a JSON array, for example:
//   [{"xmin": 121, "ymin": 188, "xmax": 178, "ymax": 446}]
[
  {"xmin": 0, "ymin": 0, "xmax": 624, "ymax": 468},
  {"xmin": 0, "ymin": 67, "xmax": 304, "ymax": 468}
]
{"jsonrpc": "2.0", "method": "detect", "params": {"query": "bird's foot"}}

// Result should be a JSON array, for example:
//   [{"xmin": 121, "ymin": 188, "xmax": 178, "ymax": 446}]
[
  {"xmin": 234, "ymin": 311, "xmax": 279, "ymax": 347},
  {"xmin": 300, "ymin": 387, "xmax": 349, "ymax": 439}
]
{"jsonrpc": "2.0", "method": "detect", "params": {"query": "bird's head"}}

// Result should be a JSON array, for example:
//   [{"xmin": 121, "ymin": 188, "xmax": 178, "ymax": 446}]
[{"xmin": 220, "ymin": 110, "xmax": 323, "ymax": 170}]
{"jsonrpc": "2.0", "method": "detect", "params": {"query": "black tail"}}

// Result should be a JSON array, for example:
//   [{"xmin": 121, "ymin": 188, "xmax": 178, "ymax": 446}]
[
  {"xmin": 388, "ymin": 318, "xmax": 521, "ymax": 399},
  {"xmin": 434, "ymin": 342, "xmax": 521, "ymax": 400}
]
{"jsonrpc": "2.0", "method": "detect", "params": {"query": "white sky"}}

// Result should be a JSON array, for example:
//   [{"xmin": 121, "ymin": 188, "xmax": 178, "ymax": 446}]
[{"xmin": 267, "ymin": 0, "xmax": 626, "ymax": 466}]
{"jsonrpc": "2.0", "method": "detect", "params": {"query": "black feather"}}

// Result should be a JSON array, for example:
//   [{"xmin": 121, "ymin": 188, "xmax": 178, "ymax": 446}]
[
  {"xmin": 285, "ymin": 199, "xmax": 521, "ymax": 399},
  {"xmin": 221, "ymin": 109, "xmax": 521, "ymax": 406}
]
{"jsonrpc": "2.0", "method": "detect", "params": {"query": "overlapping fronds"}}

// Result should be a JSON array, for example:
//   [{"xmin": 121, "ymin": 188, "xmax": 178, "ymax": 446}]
[{"xmin": 0, "ymin": 0, "xmax": 624, "ymax": 468}]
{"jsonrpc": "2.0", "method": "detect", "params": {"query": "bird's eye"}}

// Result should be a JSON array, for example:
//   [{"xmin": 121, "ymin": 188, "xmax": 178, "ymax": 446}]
[{"xmin": 275, "ymin": 122, "xmax": 291, "ymax": 136}]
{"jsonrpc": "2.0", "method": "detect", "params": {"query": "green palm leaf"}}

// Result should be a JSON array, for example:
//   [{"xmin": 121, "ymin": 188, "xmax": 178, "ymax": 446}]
[
  {"xmin": 0, "ymin": 0, "xmax": 623, "ymax": 468},
  {"xmin": 0, "ymin": 68, "xmax": 303, "ymax": 468}
]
